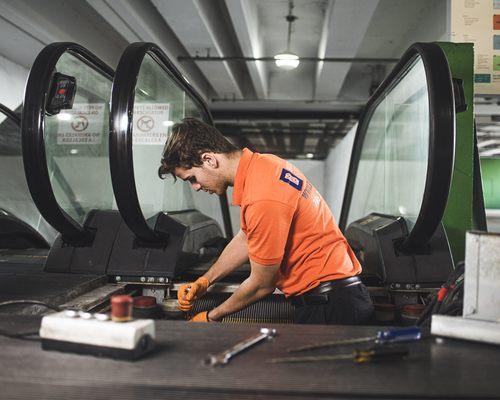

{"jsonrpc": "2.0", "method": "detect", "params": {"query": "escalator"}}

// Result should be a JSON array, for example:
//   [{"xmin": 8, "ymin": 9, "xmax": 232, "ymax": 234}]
[
  {"xmin": 3, "ymin": 41, "xmax": 482, "ymax": 326},
  {"xmin": 4, "ymin": 41, "xmax": 234, "ymax": 317},
  {"xmin": 0, "ymin": 44, "xmax": 125, "ymax": 314},
  {"xmin": 22, "ymin": 42, "xmax": 122, "ymax": 274},
  {"xmin": 107, "ymin": 42, "xmax": 232, "ymax": 282},
  {"xmin": 0, "ymin": 104, "xmax": 55, "ymax": 250},
  {"xmin": 22, "ymin": 41, "xmax": 231, "ymax": 278},
  {"xmin": 339, "ymin": 42, "xmax": 484, "ymax": 324},
  {"xmin": 108, "ymin": 42, "xmax": 292, "ymax": 322}
]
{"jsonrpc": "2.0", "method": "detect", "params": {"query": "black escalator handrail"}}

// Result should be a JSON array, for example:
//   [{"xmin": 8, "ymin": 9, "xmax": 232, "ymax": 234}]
[
  {"xmin": 0, "ymin": 104, "xmax": 21, "ymax": 127},
  {"xmin": 339, "ymin": 42, "xmax": 455, "ymax": 251},
  {"xmin": 21, "ymin": 42, "xmax": 114, "ymax": 245},
  {"xmin": 110, "ymin": 42, "xmax": 233, "ymax": 243}
]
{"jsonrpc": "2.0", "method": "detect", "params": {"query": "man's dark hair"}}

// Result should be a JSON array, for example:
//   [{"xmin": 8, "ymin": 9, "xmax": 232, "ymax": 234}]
[{"xmin": 158, "ymin": 117, "xmax": 238, "ymax": 179}]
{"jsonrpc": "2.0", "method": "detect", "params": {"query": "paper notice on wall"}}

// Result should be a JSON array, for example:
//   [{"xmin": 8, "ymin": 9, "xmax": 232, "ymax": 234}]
[
  {"xmin": 56, "ymin": 103, "xmax": 104, "ymax": 145},
  {"xmin": 451, "ymin": 0, "xmax": 500, "ymax": 94},
  {"xmin": 132, "ymin": 103, "xmax": 171, "ymax": 145}
]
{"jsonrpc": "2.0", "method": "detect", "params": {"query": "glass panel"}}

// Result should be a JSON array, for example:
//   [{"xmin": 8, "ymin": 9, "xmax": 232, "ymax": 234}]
[
  {"xmin": 132, "ymin": 53, "xmax": 221, "ymax": 221},
  {"xmin": 184, "ymin": 96, "xmax": 202, "ymax": 120},
  {"xmin": 43, "ymin": 52, "xmax": 115, "ymax": 225},
  {"xmin": 346, "ymin": 56, "xmax": 429, "ymax": 232},
  {"xmin": 0, "ymin": 107, "xmax": 57, "ymax": 244}
]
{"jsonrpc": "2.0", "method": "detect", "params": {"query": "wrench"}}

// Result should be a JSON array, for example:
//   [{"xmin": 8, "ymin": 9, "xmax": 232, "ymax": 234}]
[{"xmin": 205, "ymin": 327, "xmax": 277, "ymax": 366}]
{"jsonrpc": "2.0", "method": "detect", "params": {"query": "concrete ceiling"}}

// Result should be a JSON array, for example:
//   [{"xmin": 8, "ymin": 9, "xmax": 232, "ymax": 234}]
[
  {"xmin": 0, "ymin": 0, "xmax": 455, "ymax": 158},
  {"xmin": 0, "ymin": 0, "xmax": 448, "ymax": 110}
]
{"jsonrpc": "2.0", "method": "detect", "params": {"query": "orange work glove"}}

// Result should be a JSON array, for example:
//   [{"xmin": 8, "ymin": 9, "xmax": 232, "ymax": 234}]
[
  {"xmin": 189, "ymin": 311, "xmax": 210, "ymax": 322},
  {"xmin": 177, "ymin": 276, "xmax": 210, "ymax": 312}
]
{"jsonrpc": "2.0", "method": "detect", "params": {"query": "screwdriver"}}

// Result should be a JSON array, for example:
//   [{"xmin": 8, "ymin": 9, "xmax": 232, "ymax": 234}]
[
  {"xmin": 288, "ymin": 326, "xmax": 421, "ymax": 353},
  {"xmin": 271, "ymin": 345, "xmax": 409, "ymax": 364}
]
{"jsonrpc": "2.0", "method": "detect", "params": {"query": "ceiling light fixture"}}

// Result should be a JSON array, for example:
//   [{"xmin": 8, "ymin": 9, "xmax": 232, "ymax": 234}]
[{"xmin": 274, "ymin": 1, "xmax": 299, "ymax": 71}]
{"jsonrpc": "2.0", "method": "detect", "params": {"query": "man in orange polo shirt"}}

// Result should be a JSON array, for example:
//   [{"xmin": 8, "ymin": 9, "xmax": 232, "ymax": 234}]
[{"xmin": 159, "ymin": 117, "xmax": 373, "ymax": 325}]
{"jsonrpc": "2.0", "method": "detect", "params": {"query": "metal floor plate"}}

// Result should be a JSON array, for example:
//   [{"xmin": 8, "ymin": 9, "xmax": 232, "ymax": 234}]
[
  {"xmin": 1, "ymin": 316, "xmax": 500, "ymax": 399},
  {"xmin": 0, "ymin": 263, "xmax": 106, "ymax": 314}
]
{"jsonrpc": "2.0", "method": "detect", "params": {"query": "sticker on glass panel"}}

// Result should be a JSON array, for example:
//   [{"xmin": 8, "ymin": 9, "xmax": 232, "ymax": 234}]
[{"xmin": 132, "ymin": 103, "xmax": 171, "ymax": 145}]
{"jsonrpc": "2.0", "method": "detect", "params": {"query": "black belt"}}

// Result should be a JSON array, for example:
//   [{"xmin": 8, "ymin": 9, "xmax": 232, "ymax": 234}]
[{"xmin": 290, "ymin": 276, "xmax": 361, "ymax": 307}]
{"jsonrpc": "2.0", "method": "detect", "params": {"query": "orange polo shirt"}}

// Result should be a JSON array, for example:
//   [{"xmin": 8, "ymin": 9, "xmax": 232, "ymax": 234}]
[{"xmin": 232, "ymin": 148, "xmax": 361, "ymax": 297}]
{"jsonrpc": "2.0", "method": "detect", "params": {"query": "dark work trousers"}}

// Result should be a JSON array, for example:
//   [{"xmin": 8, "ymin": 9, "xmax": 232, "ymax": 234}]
[{"xmin": 293, "ymin": 283, "xmax": 374, "ymax": 325}]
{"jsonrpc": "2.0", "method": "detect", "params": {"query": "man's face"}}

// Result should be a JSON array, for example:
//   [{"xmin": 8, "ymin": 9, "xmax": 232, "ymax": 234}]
[{"xmin": 174, "ymin": 164, "xmax": 226, "ymax": 196}]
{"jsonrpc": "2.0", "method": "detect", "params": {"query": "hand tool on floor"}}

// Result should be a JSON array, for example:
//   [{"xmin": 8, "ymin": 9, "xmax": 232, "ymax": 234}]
[
  {"xmin": 205, "ymin": 327, "xmax": 277, "ymax": 366},
  {"xmin": 271, "ymin": 345, "xmax": 409, "ymax": 364},
  {"xmin": 288, "ymin": 326, "xmax": 421, "ymax": 353}
]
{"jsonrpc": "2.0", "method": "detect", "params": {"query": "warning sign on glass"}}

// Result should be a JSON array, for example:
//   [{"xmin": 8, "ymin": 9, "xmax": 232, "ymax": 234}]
[
  {"xmin": 56, "ymin": 103, "xmax": 105, "ymax": 145},
  {"xmin": 132, "ymin": 103, "xmax": 171, "ymax": 145}
]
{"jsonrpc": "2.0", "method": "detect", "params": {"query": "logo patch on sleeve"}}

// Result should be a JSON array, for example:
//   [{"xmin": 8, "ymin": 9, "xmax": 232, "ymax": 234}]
[{"xmin": 279, "ymin": 168, "xmax": 303, "ymax": 190}]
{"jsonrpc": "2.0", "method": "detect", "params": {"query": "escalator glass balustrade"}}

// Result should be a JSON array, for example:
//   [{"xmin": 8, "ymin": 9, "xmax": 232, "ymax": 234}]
[
  {"xmin": 131, "ymin": 53, "xmax": 203, "ymax": 217},
  {"xmin": 108, "ymin": 43, "xmax": 231, "ymax": 280},
  {"xmin": 346, "ymin": 56, "xmax": 429, "ymax": 232},
  {"xmin": 43, "ymin": 52, "xmax": 115, "ymax": 225},
  {"xmin": 0, "ymin": 105, "xmax": 56, "ymax": 248},
  {"xmin": 22, "ymin": 43, "xmax": 123, "ymax": 273},
  {"xmin": 340, "ymin": 43, "xmax": 460, "ymax": 290}
]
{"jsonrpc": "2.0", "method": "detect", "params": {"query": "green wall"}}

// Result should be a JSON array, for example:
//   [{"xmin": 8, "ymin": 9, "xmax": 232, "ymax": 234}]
[
  {"xmin": 481, "ymin": 158, "xmax": 500, "ymax": 209},
  {"xmin": 438, "ymin": 42, "xmax": 475, "ymax": 264}
]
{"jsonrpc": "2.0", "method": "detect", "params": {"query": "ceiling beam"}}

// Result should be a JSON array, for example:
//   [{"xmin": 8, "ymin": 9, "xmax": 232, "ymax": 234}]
[
  {"xmin": 212, "ymin": 109, "xmax": 358, "ymax": 121},
  {"xmin": 225, "ymin": 0, "xmax": 268, "ymax": 99},
  {"xmin": 178, "ymin": 55, "xmax": 398, "ymax": 63},
  {"xmin": 193, "ymin": 0, "xmax": 257, "ymax": 99},
  {"xmin": 262, "ymin": 131, "xmax": 277, "ymax": 151},
  {"xmin": 219, "ymin": 128, "xmax": 346, "ymax": 137},
  {"xmin": 151, "ymin": 0, "xmax": 256, "ymax": 100},
  {"xmin": 313, "ymin": 0, "xmax": 334, "ymax": 99},
  {"xmin": 87, "ymin": 0, "xmax": 216, "ymax": 99},
  {"xmin": 276, "ymin": 132, "xmax": 286, "ymax": 152},
  {"xmin": 0, "ymin": 0, "xmax": 127, "ymax": 67},
  {"xmin": 315, "ymin": 0, "xmax": 380, "ymax": 101}
]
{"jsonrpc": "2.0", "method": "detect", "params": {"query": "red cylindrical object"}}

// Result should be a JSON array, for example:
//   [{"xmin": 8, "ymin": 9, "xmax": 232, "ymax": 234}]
[
  {"xmin": 111, "ymin": 295, "xmax": 133, "ymax": 322},
  {"xmin": 401, "ymin": 304, "xmax": 426, "ymax": 316},
  {"xmin": 133, "ymin": 296, "xmax": 157, "ymax": 308}
]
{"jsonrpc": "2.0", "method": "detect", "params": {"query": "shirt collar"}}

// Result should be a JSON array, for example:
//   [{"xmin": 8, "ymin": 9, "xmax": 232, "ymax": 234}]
[{"xmin": 232, "ymin": 148, "xmax": 254, "ymax": 206}]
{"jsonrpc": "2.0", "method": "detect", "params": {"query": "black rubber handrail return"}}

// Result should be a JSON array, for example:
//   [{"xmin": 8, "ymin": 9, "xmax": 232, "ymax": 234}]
[{"xmin": 0, "ymin": 103, "xmax": 21, "ymax": 127}]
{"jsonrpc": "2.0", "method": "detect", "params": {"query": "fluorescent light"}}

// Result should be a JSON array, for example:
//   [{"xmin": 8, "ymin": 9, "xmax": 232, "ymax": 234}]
[
  {"xmin": 162, "ymin": 120, "xmax": 174, "ymax": 127},
  {"xmin": 274, "ymin": 53, "xmax": 300, "ymax": 70},
  {"xmin": 57, "ymin": 113, "xmax": 72, "ymax": 121},
  {"xmin": 306, "ymin": 153, "xmax": 314, "ymax": 158}
]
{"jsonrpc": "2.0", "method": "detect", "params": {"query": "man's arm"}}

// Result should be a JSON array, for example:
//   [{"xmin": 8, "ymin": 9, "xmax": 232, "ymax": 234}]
[
  {"xmin": 207, "ymin": 260, "xmax": 279, "ymax": 321},
  {"xmin": 178, "ymin": 229, "xmax": 249, "ymax": 310},
  {"xmin": 203, "ymin": 229, "xmax": 249, "ymax": 285}
]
